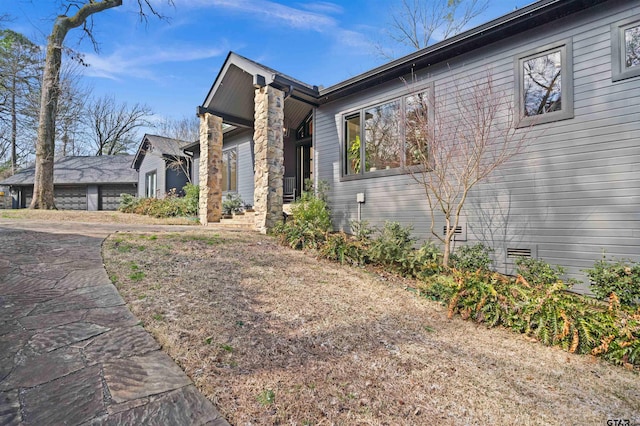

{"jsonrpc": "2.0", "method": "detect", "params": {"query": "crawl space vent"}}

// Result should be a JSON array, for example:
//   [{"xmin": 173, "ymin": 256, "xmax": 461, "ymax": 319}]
[
  {"xmin": 443, "ymin": 224, "xmax": 467, "ymax": 241},
  {"xmin": 506, "ymin": 248, "xmax": 532, "ymax": 258}
]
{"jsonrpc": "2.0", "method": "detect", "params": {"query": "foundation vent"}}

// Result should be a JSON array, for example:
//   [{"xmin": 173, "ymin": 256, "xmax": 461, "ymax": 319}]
[
  {"xmin": 443, "ymin": 224, "xmax": 467, "ymax": 241},
  {"xmin": 506, "ymin": 248, "xmax": 532, "ymax": 258}
]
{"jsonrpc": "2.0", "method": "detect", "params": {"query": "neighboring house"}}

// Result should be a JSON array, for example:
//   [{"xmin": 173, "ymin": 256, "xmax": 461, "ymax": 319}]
[
  {"xmin": 197, "ymin": 0, "xmax": 639, "ymax": 284},
  {"xmin": 0, "ymin": 155, "xmax": 137, "ymax": 210},
  {"xmin": 131, "ymin": 134, "xmax": 193, "ymax": 198}
]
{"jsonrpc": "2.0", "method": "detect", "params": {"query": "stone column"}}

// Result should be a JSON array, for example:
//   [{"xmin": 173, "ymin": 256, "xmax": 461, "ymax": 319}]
[
  {"xmin": 253, "ymin": 85, "xmax": 284, "ymax": 233},
  {"xmin": 198, "ymin": 112, "xmax": 223, "ymax": 225}
]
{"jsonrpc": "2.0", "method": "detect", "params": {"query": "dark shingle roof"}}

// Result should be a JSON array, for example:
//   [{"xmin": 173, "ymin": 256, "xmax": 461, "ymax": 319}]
[
  {"xmin": 0, "ymin": 155, "xmax": 137, "ymax": 186},
  {"xmin": 132, "ymin": 134, "xmax": 192, "ymax": 170}
]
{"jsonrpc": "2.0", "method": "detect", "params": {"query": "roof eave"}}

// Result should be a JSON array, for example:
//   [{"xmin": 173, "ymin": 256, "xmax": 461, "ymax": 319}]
[{"xmin": 317, "ymin": 0, "xmax": 609, "ymax": 102}]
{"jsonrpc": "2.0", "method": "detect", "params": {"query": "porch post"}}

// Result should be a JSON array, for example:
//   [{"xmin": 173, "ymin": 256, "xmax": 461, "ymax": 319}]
[
  {"xmin": 198, "ymin": 112, "xmax": 223, "ymax": 225},
  {"xmin": 253, "ymin": 85, "xmax": 285, "ymax": 233}
]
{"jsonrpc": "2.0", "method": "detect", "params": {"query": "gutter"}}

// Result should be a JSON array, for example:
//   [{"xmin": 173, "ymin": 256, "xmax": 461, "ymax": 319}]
[{"xmin": 316, "ymin": 0, "xmax": 610, "ymax": 103}]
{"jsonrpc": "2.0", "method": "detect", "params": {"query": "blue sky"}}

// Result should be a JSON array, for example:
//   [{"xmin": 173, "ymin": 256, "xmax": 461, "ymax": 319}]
[{"xmin": 3, "ymin": 0, "xmax": 526, "ymax": 125}]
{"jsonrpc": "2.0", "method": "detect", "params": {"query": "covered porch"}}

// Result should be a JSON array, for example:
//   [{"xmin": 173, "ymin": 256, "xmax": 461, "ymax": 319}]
[{"xmin": 196, "ymin": 52, "xmax": 318, "ymax": 232}]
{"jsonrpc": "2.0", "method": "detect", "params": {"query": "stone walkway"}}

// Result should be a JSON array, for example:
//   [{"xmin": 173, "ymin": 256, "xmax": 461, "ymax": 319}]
[{"xmin": 0, "ymin": 219, "xmax": 229, "ymax": 425}]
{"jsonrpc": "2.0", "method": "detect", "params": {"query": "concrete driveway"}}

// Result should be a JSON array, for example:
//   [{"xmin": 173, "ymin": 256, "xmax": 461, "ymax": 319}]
[{"xmin": 0, "ymin": 218, "xmax": 229, "ymax": 425}]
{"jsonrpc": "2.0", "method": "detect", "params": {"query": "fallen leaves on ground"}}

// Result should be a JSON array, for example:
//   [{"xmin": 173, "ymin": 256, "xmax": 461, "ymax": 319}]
[{"xmin": 103, "ymin": 230, "xmax": 640, "ymax": 425}]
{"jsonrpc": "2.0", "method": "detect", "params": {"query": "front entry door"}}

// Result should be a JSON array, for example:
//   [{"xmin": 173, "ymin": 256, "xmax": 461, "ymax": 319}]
[{"xmin": 296, "ymin": 140, "xmax": 312, "ymax": 197}]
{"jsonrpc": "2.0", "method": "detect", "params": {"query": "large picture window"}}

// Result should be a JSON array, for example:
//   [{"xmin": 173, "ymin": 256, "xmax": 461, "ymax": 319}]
[
  {"xmin": 515, "ymin": 40, "xmax": 573, "ymax": 126},
  {"xmin": 612, "ymin": 16, "xmax": 640, "ymax": 81},
  {"xmin": 343, "ymin": 88, "xmax": 431, "ymax": 178},
  {"xmin": 222, "ymin": 148, "xmax": 237, "ymax": 192}
]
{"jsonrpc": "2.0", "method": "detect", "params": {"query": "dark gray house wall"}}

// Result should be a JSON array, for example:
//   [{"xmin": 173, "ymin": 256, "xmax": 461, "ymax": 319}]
[
  {"xmin": 166, "ymin": 167, "xmax": 189, "ymax": 195},
  {"xmin": 314, "ymin": 0, "xmax": 640, "ymax": 284}
]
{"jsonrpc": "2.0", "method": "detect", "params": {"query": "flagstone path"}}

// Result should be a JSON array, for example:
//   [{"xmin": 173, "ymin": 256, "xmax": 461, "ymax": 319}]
[{"xmin": 0, "ymin": 219, "xmax": 229, "ymax": 425}]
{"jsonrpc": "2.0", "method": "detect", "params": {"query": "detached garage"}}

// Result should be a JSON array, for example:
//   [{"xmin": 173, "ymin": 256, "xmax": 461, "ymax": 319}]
[{"xmin": 0, "ymin": 156, "xmax": 137, "ymax": 211}]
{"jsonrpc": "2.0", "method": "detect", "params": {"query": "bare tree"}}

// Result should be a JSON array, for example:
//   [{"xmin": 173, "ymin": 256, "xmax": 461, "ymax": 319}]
[
  {"xmin": 0, "ymin": 30, "xmax": 41, "ymax": 173},
  {"xmin": 405, "ymin": 71, "xmax": 530, "ymax": 267},
  {"xmin": 382, "ymin": 0, "xmax": 488, "ymax": 57},
  {"xmin": 30, "ymin": 0, "xmax": 173, "ymax": 209},
  {"xmin": 57, "ymin": 61, "xmax": 92, "ymax": 156},
  {"xmin": 154, "ymin": 116, "xmax": 199, "ymax": 183},
  {"xmin": 85, "ymin": 95, "xmax": 152, "ymax": 156}
]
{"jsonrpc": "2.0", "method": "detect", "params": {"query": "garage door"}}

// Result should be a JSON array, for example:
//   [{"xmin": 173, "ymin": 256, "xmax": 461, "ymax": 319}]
[
  {"xmin": 100, "ymin": 184, "xmax": 137, "ymax": 211},
  {"xmin": 54, "ymin": 186, "xmax": 87, "ymax": 210}
]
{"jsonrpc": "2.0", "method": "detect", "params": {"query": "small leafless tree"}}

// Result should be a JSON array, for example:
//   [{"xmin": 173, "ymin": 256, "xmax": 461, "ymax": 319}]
[
  {"xmin": 30, "ymin": 0, "xmax": 173, "ymax": 209},
  {"xmin": 86, "ymin": 95, "xmax": 153, "ymax": 156},
  {"xmin": 406, "ymin": 71, "xmax": 530, "ymax": 267},
  {"xmin": 381, "ymin": 0, "xmax": 488, "ymax": 58},
  {"xmin": 154, "ymin": 116, "xmax": 199, "ymax": 183}
]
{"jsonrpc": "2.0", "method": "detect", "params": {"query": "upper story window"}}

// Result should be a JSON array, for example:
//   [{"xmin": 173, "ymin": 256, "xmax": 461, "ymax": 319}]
[
  {"xmin": 343, "ymin": 87, "xmax": 431, "ymax": 178},
  {"xmin": 612, "ymin": 15, "xmax": 640, "ymax": 81},
  {"xmin": 222, "ymin": 148, "xmax": 237, "ymax": 192},
  {"xmin": 515, "ymin": 39, "xmax": 573, "ymax": 126}
]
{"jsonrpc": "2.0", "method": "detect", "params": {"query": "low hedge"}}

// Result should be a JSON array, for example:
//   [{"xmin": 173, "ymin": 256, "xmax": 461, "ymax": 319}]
[{"xmin": 118, "ymin": 183, "xmax": 199, "ymax": 218}]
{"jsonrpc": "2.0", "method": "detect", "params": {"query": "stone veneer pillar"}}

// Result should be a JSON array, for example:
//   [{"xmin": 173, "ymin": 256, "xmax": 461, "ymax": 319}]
[
  {"xmin": 253, "ymin": 85, "xmax": 284, "ymax": 233},
  {"xmin": 198, "ymin": 112, "xmax": 223, "ymax": 225}
]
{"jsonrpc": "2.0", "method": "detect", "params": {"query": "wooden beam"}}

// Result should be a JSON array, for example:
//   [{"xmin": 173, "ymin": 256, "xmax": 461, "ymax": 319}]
[{"xmin": 196, "ymin": 106, "xmax": 253, "ymax": 129}]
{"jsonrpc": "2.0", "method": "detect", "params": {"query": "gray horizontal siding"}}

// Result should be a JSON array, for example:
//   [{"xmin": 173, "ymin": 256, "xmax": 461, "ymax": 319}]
[
  {"xmin": 315, "ymin": 0, "xmax": 640, "ymax": 284},
  {"xmin": 137, "ymin": 153, "xmax": 165, "ymax": 198}
]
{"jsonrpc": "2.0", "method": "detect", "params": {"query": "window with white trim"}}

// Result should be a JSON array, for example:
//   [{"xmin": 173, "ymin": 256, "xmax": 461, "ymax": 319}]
[
  {"xmin": 515, "ymin": 39, "xmax": 574, "ymax": 126},
  {"xmin": 612, "ymin": 15, "xmax": 640, "ymax": 81}
]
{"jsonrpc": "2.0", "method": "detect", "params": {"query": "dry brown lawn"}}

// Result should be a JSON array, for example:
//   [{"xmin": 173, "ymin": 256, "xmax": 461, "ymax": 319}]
[
  {"xmin": 0, "ymin": 208, "xmax": 197, "ymax": 225},
  {"xmin": 100, "ymin": 228, "xmax": 640, "ymax": 426}
]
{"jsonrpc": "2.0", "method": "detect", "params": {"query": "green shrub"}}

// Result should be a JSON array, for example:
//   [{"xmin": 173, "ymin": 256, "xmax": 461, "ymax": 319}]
[
  {"xmin": 402, "ymin": 240, "xmax": 443, "ymax": 278},
  {"xmin": 349, "ymin": 220, "xmax": 373, "ymax": 241},
  {"xmin": 416, "ymin": 257, "xmax": 631, "ymax": 363},
  {"xmin": 222, "ymin": 193, "xmax": 244, "ymax": 215},
  {"xmin": 273, "ymin": 190, "xmax": 331, "ymax": 250},
  {"xmin": 584, "ymin": 256, "xmax": 640, "ymax": 307},
  {"xmin": 319, "ymin": 232, "xmax": 369, "ymax": 266},
  {"xmin": 515, "ymin": 256, "xmax": 566, "ymax": 288},
  {"xmin": 118, "ymin": 193, "xmax": 139, "ymax": 212},
  {"xmin": 450, "ymin": 243, "xmax": 494, "ymax": 272},
  {"xmin": 368, "ymin": 222, "xmax": 415, "ymax": 269},
  {"xmin": 183, "ymin": 183, "xmax": 199, "ymax": 216},
  {"xmin": 119, "ymin": 184, "xmax": 199, "ymax": 218}
]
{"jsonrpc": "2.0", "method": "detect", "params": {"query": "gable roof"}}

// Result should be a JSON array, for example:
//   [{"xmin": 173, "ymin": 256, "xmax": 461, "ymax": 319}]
[
  {"xmin": 132, "ymin": 134, "xmax": 192, "ymax": 170},
  {"xmin": 0, "ymin": 155, "xmax": 137, "ymax": 186}
]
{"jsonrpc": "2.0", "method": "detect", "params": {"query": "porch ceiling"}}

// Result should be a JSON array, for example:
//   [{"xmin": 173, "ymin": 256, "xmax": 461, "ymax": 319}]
[{"xmin": 201, "ymin": 53, "xmax": 315, "ymax": 132}]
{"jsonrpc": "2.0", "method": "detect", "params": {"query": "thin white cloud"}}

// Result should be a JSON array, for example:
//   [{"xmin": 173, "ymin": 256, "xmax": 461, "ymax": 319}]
[
  {"xmin": 170, "ymin": 0, "xmax": 372, "ymax": 54},
  {"xmin": 170, "ymin": 0, "xmax": 336, "ymax": 29},
  {"xmin": 80, "ymin": 45, "xmax": 227, "ymax": 81},
  {"xmin": 298, "ymin": 2, "xmax": 344, "ymax": 15}
]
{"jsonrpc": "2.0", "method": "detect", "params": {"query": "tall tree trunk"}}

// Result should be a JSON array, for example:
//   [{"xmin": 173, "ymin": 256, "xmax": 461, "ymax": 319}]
[
  {"xmin": 30, "ymin": 37, "xmax": 61, "ymax": 209},
  {"xmin": 30, "ymin": 0, "xmax": 123, "ymax": 209}
]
